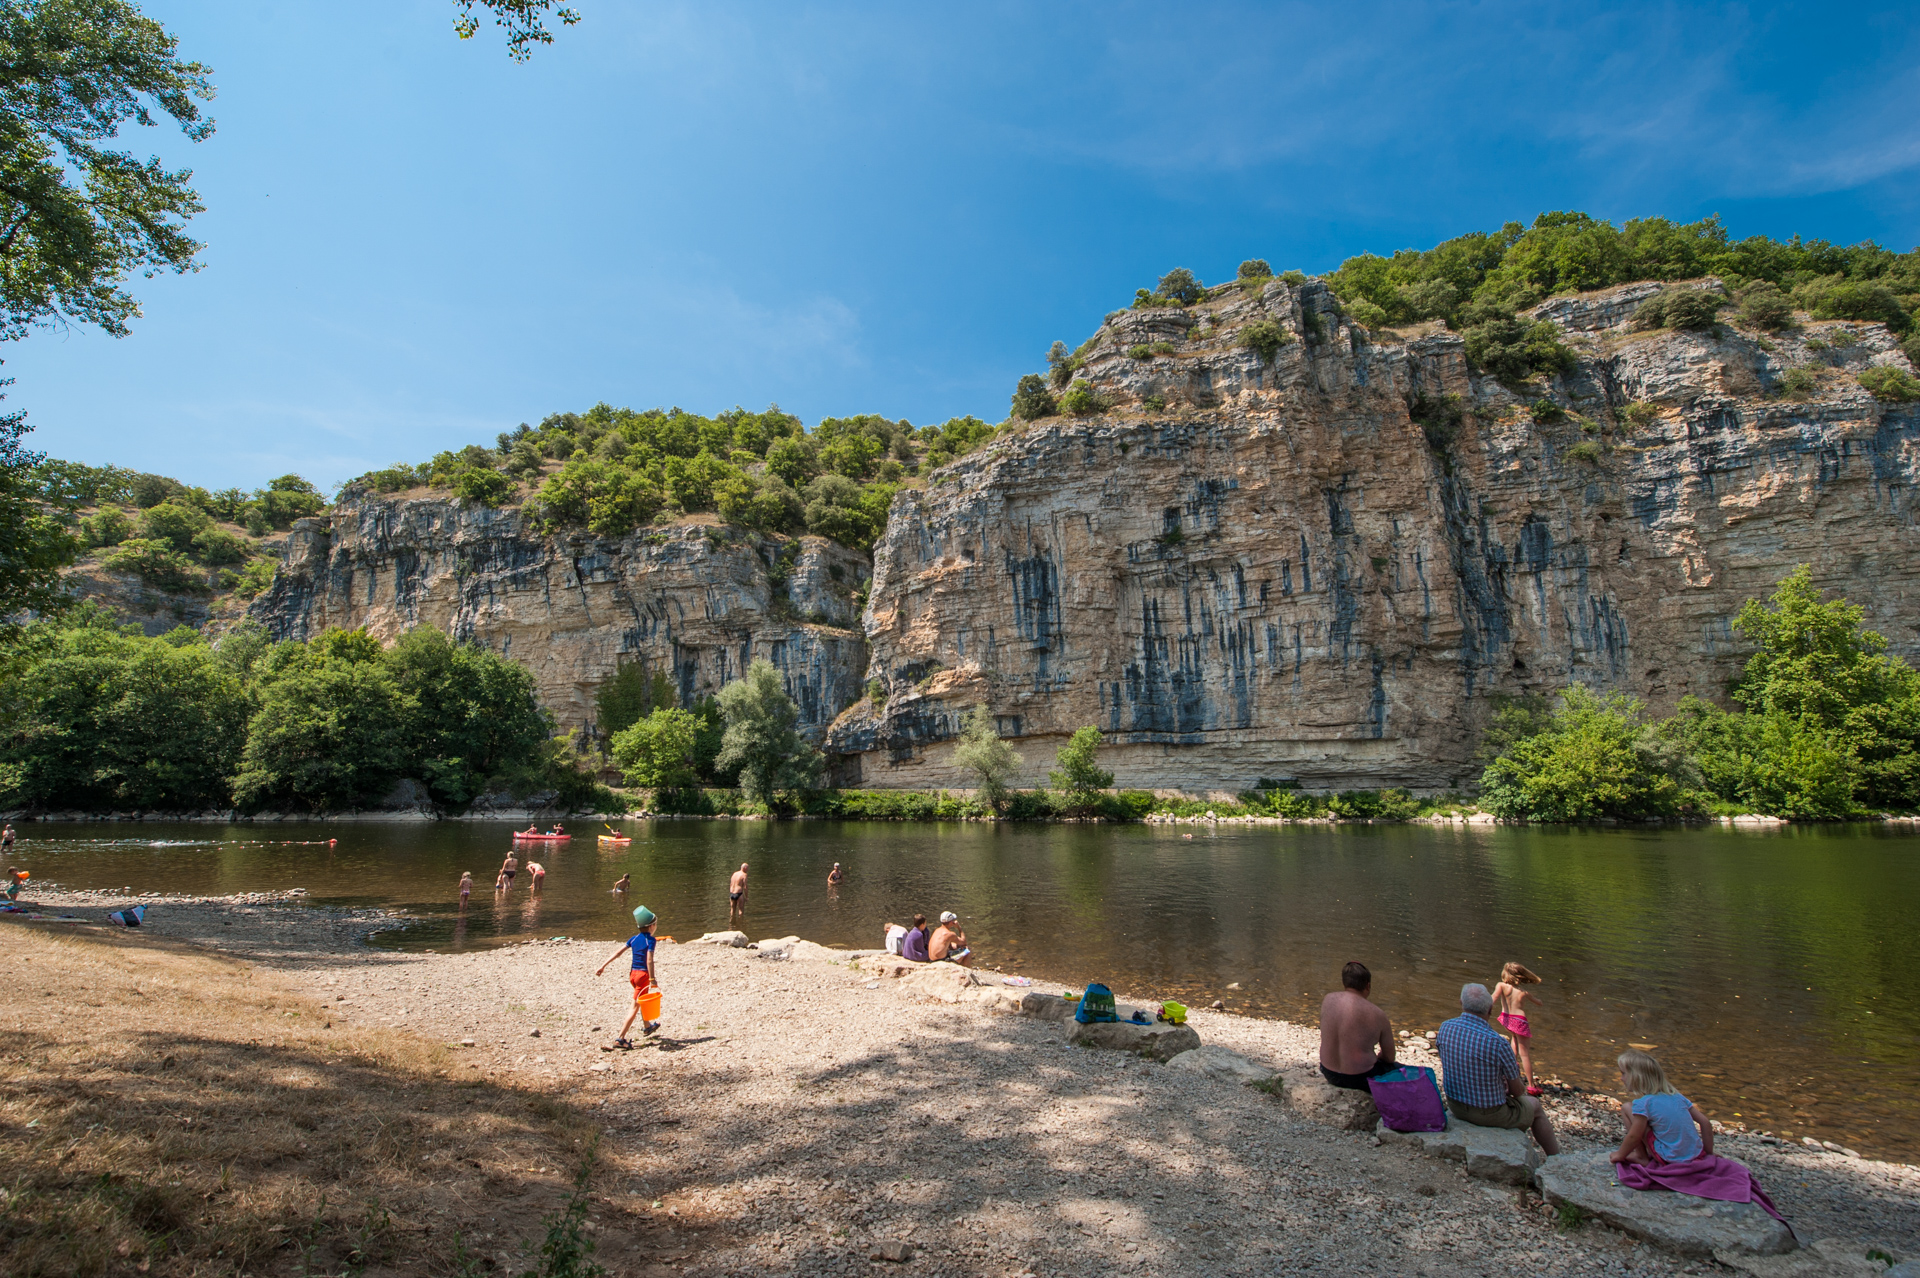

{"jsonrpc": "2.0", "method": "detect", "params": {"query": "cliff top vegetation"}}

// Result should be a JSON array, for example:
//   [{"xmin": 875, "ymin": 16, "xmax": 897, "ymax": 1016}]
[{"xmin": 339, "ymin": 403, "xmax": 1008, "ymax": 553}]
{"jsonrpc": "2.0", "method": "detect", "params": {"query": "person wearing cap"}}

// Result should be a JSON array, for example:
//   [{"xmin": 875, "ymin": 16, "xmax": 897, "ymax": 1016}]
[
  {"xmin": 597, "ymin": 905, "xmax": 662, "ymax": 1045},
  {"xmin": 827, "ymin": 862, "xmax": 844, "ymax": 887},
  {"xmin": 929, "ymin": 911, "xmax": 972, "ymax": 966}
]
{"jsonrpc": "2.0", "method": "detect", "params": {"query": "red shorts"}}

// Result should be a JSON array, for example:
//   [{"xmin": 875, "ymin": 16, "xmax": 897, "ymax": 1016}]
[{"xmin": 629, "ymin": 969, "xmax": 652, "ymax": 1004}]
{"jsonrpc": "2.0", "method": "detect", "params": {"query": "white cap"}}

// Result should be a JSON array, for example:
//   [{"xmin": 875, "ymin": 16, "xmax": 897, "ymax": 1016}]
[{"xmin": 939, "ymin": 911, "xmax": 958, "ymax": 923}]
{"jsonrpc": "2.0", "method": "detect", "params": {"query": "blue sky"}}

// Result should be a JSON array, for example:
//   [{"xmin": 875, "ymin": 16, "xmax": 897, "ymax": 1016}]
[{"xmin": 14, "ymin": 0, "xmax": 1920, "ymax": 491}]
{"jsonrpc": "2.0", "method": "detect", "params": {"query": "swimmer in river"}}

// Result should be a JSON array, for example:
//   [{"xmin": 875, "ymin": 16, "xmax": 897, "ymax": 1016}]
[
  {"xmin": 728, "ymin": 863, "xmax": 748, "ymax": 924},
  {"xmin": 611, "ymin": 873, "xmax": 630, "ymax": 895},
  {"xmin": 528, "ymin": 861, "xmax": 546, "ymax": 892},
  {"xmin": 458, "ymin": 871, "xmax": 473, "ymax": 907},
  {"xmin": 827, "ymin": 862, "xmax": 844, "ymax": 887}
]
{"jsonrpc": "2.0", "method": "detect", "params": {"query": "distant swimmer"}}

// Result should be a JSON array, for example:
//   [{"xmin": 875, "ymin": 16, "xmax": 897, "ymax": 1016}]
[
  {"xmin": 827, "ymin": 862, "xmax": 844, "ymax": 887},
  {"xmin": 729, "ymin": 863, "xmax": 749, "ymax": 924},
  {"xmin": 611, "ymin": 873, "xmax": 630, "ymax": 895}
]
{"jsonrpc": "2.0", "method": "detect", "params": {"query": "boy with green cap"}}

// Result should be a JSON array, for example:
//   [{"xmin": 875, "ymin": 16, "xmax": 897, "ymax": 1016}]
[{"xmin": 597, "ymin": 905, "xmax": 661, "ymax": 1046}]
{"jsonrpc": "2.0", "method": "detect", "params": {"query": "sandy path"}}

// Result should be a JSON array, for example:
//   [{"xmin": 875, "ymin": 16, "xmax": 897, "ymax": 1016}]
[{"xmin": 24, "ymin": 888, "xmax": 1920, "ymax": 1278}]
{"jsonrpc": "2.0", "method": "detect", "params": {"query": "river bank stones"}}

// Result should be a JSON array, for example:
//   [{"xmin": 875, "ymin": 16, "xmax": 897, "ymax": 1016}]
[
  {"xmin": 1166, "ymin": 1045, "xmax": 1274, "ymax": 1087},
  {"xmin": 1276, "ymin": 1068, "xmax": 1379, "ymax": 1130},
  {"xmin": 1374, "ymin": 1116, "xmax": 1544, "ymax": 1185},
  {"xmin": 1066, "ymin": 1018, "xmax": 1201, "ymax": 1062},
  {"xmin": 1534, "ymin": 1150, "xmax": 1797, "ymax": 1259}
]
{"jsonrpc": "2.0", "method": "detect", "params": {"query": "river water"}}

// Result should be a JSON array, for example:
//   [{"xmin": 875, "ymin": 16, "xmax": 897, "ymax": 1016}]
[{"xmin": 9, "ymin": 818, "xmax": 1916, "ymax": 1161}]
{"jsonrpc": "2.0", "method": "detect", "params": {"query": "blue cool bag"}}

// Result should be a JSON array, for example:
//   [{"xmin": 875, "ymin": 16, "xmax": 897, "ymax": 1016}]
[{"xmin": 1074, "ymin": 982, "xmax": 1119, "ymax": 1024}]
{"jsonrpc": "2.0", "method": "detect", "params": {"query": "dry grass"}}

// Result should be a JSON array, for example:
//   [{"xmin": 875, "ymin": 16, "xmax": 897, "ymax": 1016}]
[{"xmin": 0, "ymin": 924, "xmax": 614, "ymax": 1277}]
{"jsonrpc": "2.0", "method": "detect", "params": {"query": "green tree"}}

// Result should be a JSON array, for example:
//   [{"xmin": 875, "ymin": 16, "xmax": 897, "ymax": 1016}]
[
  {"xmin": 1010, "ymin": 373, "xmax": 1055, "ymax": 421},
  {"xmin": 609, "ymin": 706, "xmax": 701, "ymax": 793},
  {"xmin": 714, "ymin": 659, "xmax": 820, "ymax": 807},
  {"xmin": 1237, "ymin": 259, "xmax": 1272, "ymax": 279},
  {"xmin": 1155, "ymin": 268, "xmax": 1203, "ymax": 304},
  {"xmin": 1477, "ymin": 685, "xmax": 1683, "ymax": 821},
  {"xmin": 136, "ymin": 498, "xmax": 210, "ymax": 551},
  {"xmin": 951, "ymin": 703, "xmax": 1022, "ymax": 814},
  {"xmin": 384, "ymin": 627, "xmax": 551, "ymax": 805},
  {"xmin": 232, "ymin": 646, "xmax": 410, "ymax": 812},
  {"xmin": 0, "ymin": 0, "xmax": 214, "ymax": 341},
  {"xmin": 0, "ymin": 415, "xmax": 76, "ymax": 616},
  {"xmin": 101, "ymin": 536, "xmax": 199, "ymax": 590},
  {"xmin": 1729, "ymin": 565, "xmax": 1920, "ymax": 811},
  {"xmin": 0, "ymin": 607, "xmax": 245, "ymax": 809},
  {"xmin": 1048, "ymin": 726, "xmax": 1113, "ymax": 814},
  {"xmin": 595, "ymin": 662, "xmax": 674, "ymax": 736}
]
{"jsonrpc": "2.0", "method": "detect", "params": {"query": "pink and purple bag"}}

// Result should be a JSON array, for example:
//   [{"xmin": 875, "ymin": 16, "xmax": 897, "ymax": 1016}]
[{"xmin": 1368, "ymin": 1065, "xmax": 1447, "ymax": 1132}]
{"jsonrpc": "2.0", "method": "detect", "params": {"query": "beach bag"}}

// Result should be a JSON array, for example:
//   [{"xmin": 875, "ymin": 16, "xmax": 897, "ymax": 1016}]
[
  {"xmin": 884, "ymin": 924, "xmax": 906, "ymax": 955},
  {"xmin": 1075, "ymin": 983, "xmax": 1118, "ymax": 1024},
  {"xmin": 108, "ymin": 905, "xmax": 146, "ymax": 928},
  {"xmin": 1368, "ymin": 1065, "xmax": 1447, "ymax": 1133}
]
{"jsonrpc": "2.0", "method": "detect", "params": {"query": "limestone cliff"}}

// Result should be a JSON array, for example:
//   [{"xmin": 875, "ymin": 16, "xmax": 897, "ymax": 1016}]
[
  {"xmin": 826, "ymin": 277, "xmax": 1920, "ymax": 792},
  {"xmin": 248, "ymin": 498, "xmax": 871, "ymax": 741}
]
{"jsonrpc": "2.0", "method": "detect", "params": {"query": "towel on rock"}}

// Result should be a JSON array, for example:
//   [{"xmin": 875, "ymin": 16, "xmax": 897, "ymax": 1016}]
[{"xmin": 1615, "ymin": 1153, "xmax": 1789, "ymax": 1227}]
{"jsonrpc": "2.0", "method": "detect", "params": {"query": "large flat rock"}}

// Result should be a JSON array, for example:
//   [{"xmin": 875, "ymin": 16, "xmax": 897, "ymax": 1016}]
[
  {"xmin": 1534, "ymin": 1151, "xmax": 1797, "ymax": 1259},
  {"xmin": 1716, "ymin": 1238, "xmax": 1899, "ymax": 1277},
  {"xmin": 1066, "ymin": 1019, "xmax": 1201, "ymax": 1062},
  {"xmin": 1375, "ymin": 1116, "xmax": 1543, "ymax": 1185},
  {"xmin": 1277, "ymin": 1068, "xmax": 1378, "ymax": 1131},
  {"xmin": 1167, "ymin": 1045, "xmax": 1274, "ymax": 1087}
]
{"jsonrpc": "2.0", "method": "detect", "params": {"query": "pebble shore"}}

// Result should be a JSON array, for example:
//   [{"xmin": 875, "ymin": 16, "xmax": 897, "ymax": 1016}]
[{"xmin": 13, "ymin": 887, "xmax": 1919, "ymax": 1277}]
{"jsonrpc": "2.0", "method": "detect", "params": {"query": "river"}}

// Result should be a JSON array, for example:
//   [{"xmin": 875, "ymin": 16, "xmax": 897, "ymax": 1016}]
[{"xmin": 8, "ymin": 817, "xmax": 1916, "ymax": 1161}]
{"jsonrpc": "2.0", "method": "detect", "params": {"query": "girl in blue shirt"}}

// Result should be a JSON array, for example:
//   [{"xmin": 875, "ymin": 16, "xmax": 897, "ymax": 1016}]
[
  {"xmin": 1610, "ymin": 1048, "xmax": 1712, "ymax": 1166},
  {"xmin": 597, "ymin": 905, "xmax": 661, "ymax": 1046}
]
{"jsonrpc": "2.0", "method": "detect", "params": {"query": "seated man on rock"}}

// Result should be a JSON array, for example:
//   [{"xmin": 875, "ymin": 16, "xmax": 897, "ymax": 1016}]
[
  {"xmin": 1318, "ymin": 961, "xmax": 1397, "ymax": 1090},
  {"xmin": 1434, "ymin": 983, "xmax": 1560, "ymax": 1154}
]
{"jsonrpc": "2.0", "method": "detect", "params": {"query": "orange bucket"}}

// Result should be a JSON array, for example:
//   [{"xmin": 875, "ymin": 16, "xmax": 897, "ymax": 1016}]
[{"xmin": 637, "ymin": 989, "xmax": 662, "ymax": 1021}]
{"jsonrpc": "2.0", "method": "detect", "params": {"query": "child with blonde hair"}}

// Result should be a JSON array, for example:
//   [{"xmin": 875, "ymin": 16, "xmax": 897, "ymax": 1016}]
[
  {"xmin": 1610, "ymin": 1049, "xmax": 1712, "ymax": 1166},
  {"xmin": 1492, "ymin": 962, "xmax": 1545, "ymax": 1096}
]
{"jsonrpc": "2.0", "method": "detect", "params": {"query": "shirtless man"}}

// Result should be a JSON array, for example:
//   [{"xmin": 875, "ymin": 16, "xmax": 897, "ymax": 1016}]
[
  {"xmin": 728, "ymin": 863, "xmax": 748, "ymax": 924},
  {"xmin": 1318, "ymin": 960, "xmax": 1396, "ymax": 1090},
  {"xmin": 929, "ymin": 911, "xmax": 972, "ymax": 966},
  {"xmin": 500, "ymin": 852, "xmax": 519, "ymax": 890}
]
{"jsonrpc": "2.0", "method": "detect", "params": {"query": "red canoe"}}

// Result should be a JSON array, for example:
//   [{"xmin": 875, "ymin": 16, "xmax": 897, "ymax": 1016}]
[{"xmin": 511, "ymin": 832, "xmax": 571, "ymax": 842}]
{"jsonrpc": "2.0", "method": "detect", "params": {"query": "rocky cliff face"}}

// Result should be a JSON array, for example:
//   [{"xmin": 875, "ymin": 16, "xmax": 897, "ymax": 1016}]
[
  {"xmin": 248, "ymin": 499, "xmax": 871, "ymax": 741},
  {"xmin": 826, "ymin": 278, "xmax": 1920, "ymax": 792}
]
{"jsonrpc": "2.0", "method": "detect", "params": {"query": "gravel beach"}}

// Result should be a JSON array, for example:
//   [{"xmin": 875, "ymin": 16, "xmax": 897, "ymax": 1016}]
[{"xmin": 16, "ymin": 887, "xmax": 1920, "ymax": 1278}]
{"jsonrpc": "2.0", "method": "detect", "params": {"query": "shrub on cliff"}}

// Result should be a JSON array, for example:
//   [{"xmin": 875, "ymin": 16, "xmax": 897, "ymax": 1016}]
[
  {"xmin": 1155, "ymin": 268, "xmax": 1204, "ymax": 305},
  {"xmin": 138, "ymin": 500, "xmax": 212, "ymax": 553},
  {"xmin": 102, "ymin": 538, "xmax": 204, "ymax": 591},
  {"xmin": 1858, "ymin": 366, "xmax": 1920, "ymax": 403},
  {"xmin": 1057, "ymin": 379, "xmax": 1108, "ymax": 416},
  {"xmin": 1239, "ymin": 320, "xmax": 1292, "ymax": 363},
  {"xmin": 1632, "ymin": 288, "xmax": 1725, "ymax": 332},
  {"xmin": 1461, "ymin": 316, "xmax": 1574, "ymax": 383},
  {"xmin": 80, "ymin": 506, "xmax": 131, "ymax": 547},
  {"xmin": 454, "ymin": 467, "xmax": 514, "ymax": 506},
  {"xmin": 1734, "ymin": 282, "xmax": 1794, "ymax": 331},
  {"xmin": 1801, "ymin": 278, "xmax": 1912, "ymax": 333},
  {"xmin": 1011, "ymin": 374, "xmax": 1056, "ymax": 420}
]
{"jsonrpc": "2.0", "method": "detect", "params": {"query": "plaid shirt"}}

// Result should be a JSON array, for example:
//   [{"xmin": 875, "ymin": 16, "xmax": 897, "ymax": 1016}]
[{"xmin": 1434, "ymin": 1013, "xmax": 1519, "ymax": 1109}]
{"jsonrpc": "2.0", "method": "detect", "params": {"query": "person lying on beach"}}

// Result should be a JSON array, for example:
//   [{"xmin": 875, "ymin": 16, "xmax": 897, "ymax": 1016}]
[
  {"xmin": 1318, "ymin": 961, "xmax": 1396, "ymax": 1089},
  {"xmin": 929, "ymin": 911, "xmax": 972, "ymax": 966},
  {"xmin": 596, "ymin": 906, "xmax": 661, "ymax": 1044}
]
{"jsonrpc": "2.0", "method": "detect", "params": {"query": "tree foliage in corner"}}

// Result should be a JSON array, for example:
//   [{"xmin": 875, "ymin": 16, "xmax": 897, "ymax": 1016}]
[{"xmin": 452, "ymin": 0, "xmax": 580, "ymax": 61}]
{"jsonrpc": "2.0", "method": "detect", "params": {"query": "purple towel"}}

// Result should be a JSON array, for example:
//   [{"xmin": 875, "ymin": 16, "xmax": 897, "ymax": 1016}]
[{"xmin": 1615, "ymin": 1154, "xmax": 1789, "ymax": 1226}]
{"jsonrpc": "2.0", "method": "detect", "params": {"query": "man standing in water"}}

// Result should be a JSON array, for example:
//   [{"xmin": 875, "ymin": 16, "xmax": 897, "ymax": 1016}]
[
  {"xmin": 1318, "ymin": 960, "xmax": 1397, "ymax": 1090},
  {"xmin": 500, "ymin": 852, "xmax": 519, "ymax": 891},
  {"xmin": 729, "ymin": 863, "xmax": 749, "ymax": 924}
]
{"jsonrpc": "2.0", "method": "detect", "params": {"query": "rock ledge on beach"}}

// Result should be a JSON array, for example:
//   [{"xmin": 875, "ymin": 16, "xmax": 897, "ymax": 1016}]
[
  {"xmin": 1534, "ymin": 1151, "xmax": 1796, "ymax": 1259},
  {"xmin": 1167, "ymin": 1045, "xmax": 1274, "ymax": 1087},
  {"xmin": 1277, "ymin": 1068, "xmax": 1378, "ymax": 1130},
  {"xmin": 1067, "ymin": 1019, "xmax": 1201, "ymax": 1062},
  {"xmin": 691, "ymin": 930, "xmax": 749, "ymax": 947},
  {"xmin": 1375, "ymin": 1116, "xmax": 1543, "ymax": 1184}
]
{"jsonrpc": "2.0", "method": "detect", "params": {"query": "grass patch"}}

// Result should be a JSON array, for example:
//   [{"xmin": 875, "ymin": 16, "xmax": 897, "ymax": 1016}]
[{"xmin": 0, "ymin": 925, "xmax": 605, "ymax": 1276}]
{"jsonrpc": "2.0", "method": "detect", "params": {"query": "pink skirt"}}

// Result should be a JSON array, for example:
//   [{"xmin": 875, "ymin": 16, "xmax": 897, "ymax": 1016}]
[{"xmin": 1497, "ymin": 1012, "xmax": 1531, "ymax": 1039}]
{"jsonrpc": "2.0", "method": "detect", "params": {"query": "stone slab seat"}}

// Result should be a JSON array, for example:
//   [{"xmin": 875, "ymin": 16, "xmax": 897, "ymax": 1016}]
[
  {"xmin": 690, "ymin": 930, "xmax": 749, "ymax": 947},
  {"xmin": 1374, "ymin": 1115, "xmax": 1544, "ymax": 1185},
  {"xmin": 1533, "ymin": 1151, "xmax": 1797, "ymax": 1260},
  {"xmin": 1166, "ymin": 1045, "xmax": 1275, "ymax": 1087},
  {"xmin": 1066, "ymin": 1018, "xmax": 1201, "ymax": 1062},
  {"xmin": 1276, "ymin": 1067, "xmax": 1377, "ymax": 1131}
]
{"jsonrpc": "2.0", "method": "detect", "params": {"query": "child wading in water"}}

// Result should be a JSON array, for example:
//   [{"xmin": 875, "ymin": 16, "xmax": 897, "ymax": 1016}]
[
  {"xmin": 1492, "ymin": 962, "xmax": 1545, "ymax": 1096},
  {"xmin": 1610, "ymin": 1048, "xmax": 1712, "ymax": 1166},
  {"xmin": 597, "ymin": 906, "xmax": 661, "ymax": 1046},
  {"xmin": 458, "ymin": 872, "xmax": 473, "ymax": 907}
]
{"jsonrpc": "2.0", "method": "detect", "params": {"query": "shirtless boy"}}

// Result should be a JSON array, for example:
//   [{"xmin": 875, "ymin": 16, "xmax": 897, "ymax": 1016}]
[{"xmin": 1318, "ymin": 961, "xmax": 1396, "ymax": 1090}]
